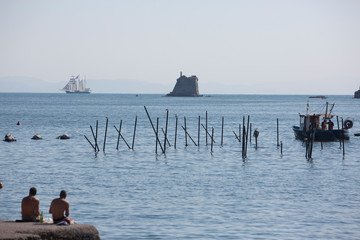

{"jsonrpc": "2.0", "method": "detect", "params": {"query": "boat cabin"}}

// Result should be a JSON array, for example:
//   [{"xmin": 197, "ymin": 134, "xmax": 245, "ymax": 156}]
[{"xmin": 298, "ymin": 114, "xmax": 335, "ymax": 131}]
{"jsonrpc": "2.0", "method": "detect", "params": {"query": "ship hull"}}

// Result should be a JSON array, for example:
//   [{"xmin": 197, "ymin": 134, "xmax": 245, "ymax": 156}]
[
  {"xmin": 65, "ymin": 91, "xmax": 90, "ymax": 94},
  {"xmin": 292, "ymin": 126, "xmax": 349, "ymax": 141}
]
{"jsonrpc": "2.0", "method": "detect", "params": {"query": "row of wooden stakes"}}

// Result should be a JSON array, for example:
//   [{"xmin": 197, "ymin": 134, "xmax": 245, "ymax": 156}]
[{"xmin": 84, "ymin": 106, "xmax": 263, "ymax": 159}]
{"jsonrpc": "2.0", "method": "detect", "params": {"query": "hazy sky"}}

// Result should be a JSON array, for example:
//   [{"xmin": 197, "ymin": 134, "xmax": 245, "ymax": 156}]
[{"xmin": 1, "ymin": 0, "xmax": 359, "ymax": 94}]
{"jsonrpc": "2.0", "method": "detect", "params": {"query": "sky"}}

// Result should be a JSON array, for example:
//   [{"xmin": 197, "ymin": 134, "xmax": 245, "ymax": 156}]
[{"xmin": 0, "ymin": 0, "xmax": 360, "ymax": 94}]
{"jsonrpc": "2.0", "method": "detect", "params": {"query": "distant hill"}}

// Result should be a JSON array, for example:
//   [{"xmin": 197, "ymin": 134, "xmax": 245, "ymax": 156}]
[
  {"xmin": 0, "ymin": 76, "xmax": 63, "ymax": 93},
  {"xmin": 0, "ymin": 76, "xmax": 171, "ymax": 94}
]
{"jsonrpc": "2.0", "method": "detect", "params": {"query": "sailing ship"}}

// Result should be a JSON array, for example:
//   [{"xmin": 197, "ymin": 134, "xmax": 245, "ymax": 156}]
[
  {"xmin": 62, "ymin": 75, "xmax": 91, "ymax": 94},
  {"xmin": 292, "ymin": 102, "xmax": 352, "ymax": 141}
]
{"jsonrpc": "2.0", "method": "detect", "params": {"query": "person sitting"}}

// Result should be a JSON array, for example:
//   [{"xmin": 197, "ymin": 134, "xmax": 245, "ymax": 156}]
[
  {"xmin": 21, "ymin": 187, "xmax": 40, "ymax": 222},
  {"xmin": 49, "ymin": 190, "xmax": 70, "ymax": 224},
  {"xmin": 328, "ymin": 119, "xmax": 334, "ymax": 130}
]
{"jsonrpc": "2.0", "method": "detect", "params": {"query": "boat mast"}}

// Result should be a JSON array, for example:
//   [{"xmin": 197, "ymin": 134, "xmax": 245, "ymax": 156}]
[{"xmin": 324, "ymin": 102, "xmax": 329, "ymax": 125}]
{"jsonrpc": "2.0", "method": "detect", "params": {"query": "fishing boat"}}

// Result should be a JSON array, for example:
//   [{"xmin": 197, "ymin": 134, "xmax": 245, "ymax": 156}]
[
  {"xmin": 62, "ymin": 75, "xmax": 91, "ymax": 94},
  {"xmin": 292, "ymin": 102, "xmax": 352, "ymax": 141}
]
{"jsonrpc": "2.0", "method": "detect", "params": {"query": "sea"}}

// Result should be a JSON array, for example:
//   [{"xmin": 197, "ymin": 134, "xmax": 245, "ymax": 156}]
[{"xmin": 0, "ymin": 93, "xmax": 360, "ymax": 240}]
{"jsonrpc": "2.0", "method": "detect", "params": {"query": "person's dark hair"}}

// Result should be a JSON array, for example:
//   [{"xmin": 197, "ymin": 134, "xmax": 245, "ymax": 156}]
[
  {"xmin": 60, "ymin": 190, "xmax": 67, "ymax": 198},
  {"xmin": 29, "ymin": 187, "xmax": 37, "ymax": 196}
]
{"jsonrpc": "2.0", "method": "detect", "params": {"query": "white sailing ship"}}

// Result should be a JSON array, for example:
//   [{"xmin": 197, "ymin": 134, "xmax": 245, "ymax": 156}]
[{"xmin": 62, "ymin": 75, "xmax": 91, "ymax": 94}]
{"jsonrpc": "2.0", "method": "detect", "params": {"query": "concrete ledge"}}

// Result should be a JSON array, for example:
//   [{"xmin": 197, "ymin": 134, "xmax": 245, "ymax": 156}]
[{"xmin": 0, "ymin": 220, "xmax": 100, "ymax": 240}]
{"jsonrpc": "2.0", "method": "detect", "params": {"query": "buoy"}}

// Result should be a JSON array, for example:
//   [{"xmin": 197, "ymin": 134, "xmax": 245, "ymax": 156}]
[
  {"xmin": 16, "ymin": 121, "xmax": 21, "ymax": 126},
  {"xmin": 0, "ymin": 182, "xmax": 3, "ymax": 189},
  {"xmin": 344, "ymin": 120, "xmax": 353, "ymax": 129}
]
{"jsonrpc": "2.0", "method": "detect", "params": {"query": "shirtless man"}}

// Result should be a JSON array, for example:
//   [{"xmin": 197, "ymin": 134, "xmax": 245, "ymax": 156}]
[
  {"xmin": 49, "ymin": 190, "xmax": 70, "ymax": 224},
  {"xmin": 21, "ymin": 187, "xmax": 40, "ymax": 222}
]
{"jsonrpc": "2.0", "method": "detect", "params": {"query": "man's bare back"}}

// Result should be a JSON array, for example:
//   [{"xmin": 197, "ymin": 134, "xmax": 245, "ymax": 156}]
[
  {"xmin": 21, "ymin": 188, "xmax": 40, "ymax": 221},
  {"xmin": 49, "ymin": 190, "xmax": 69, "ymax": 222}
]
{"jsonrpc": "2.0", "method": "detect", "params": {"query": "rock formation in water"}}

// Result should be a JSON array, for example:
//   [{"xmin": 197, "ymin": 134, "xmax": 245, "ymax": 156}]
[
  {"xmin": 167, "ymin": 72, "xmax": 201, "ymax": 97},
  {"xmin": 57, "ymin": 134, "xmax": 70, "ymax": 140},
  {"xmin": 4, "ymin": 133, "xmax": 16, "ymax": 142},
  {"xmin": 31, "ymin": 134, "xmax": 42, "ymax": 140},
  {"xmin": 354, "ymin": 88, "xmax": 360, "ymax": 98}
]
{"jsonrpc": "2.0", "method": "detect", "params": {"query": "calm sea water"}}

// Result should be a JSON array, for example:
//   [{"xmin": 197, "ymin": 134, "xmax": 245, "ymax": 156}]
[{"xmin": 1, "ymin": 93, "xmax": 360, "ymax": 239}]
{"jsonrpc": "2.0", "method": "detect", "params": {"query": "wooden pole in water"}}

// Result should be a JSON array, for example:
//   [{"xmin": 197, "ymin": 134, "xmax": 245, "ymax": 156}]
[
  {"xmin": 254, "ymin": 128, "xmax": 259, "ymax": 149},
  {"xmin": 245, "ymin": 115, "xmax": 250, "ymax": 156},
  {"xmin": 255, "ymin": 133, "xmax": 258, "ymax": 148},
  {"xmin": 305, "ymin": 134, "xmax": 308, "ymax": 159},
  {"xmin": 239, "ymin": 124, "xmax": 241, "ymax": 142},
  {"xmin": 144, "ymin": 106, "xmax": 164, "ymax": 153},
  {"xmin": 84, "ymin": 135, "xmax": 96, "ymax": 151},
  {"xmin": 250, "ymin": 123, "xmax": 252, "ymax": 144},
  {"xmin": 184, "ymin": 116, "xmax": 188, "ymax": 147},
  {"xmin": 306, "ymin": 125, "xmax": 314, "ymax": 159},
  {"xmin": 211, "ymin": 127, "xmax": 214, "ymax": 153},
  {"xmin": 131, "ymin": 115, "xmax": 137, "ymax": 150},
  {"xmin": 233, "ymin": 131, "xmax": 241, "ymax": 142},
  {"xmin": 242, "ymin": 125, "xmax": 246, "ymax": 158},
  {"xmin": 103, "ymin": 117, "xmax": 108, "ymax": 152},
  {"xmin": 305, "ymin": 129, "xmax": 310, "ymax": 159},
  {"xmin": 201, "ymin": 124, "xmax": 216, "ymax": 143},
  {"xmin": 337, "ymin": 116, "xmax": 342, "ymax": 148},
  {"xmin": 311, "ymin": 126, "xmax": 315, "ymax": 158},
  {"xmin": 280, "ymin": 141, "xmax": 283, "ymax": 155},
  {"xmin": 309, "ymin": 127, "xmax": 313, "ymax": 159},
  {"xmin": 320, "ymin": 130, "xmax": 323, "ymax": 150},
  {"xmin": 307, "ymin": 129, "xmax": 311, "ymax": 159},
  {"xmin": 198, "ymin": 116, "xmax": 200, "ymax": 147},
  {"xmin": 163, "ymin": 109, "xmax": 169, "ymax": 153},
  {"xmin": 342, "ymin": 118, "xmax": 345, "ymax": 156},
  {"xmin": 174, "ymin": 115, "xmax": 178, "ymax": 149},
  {"xmin": 161, "ymin": 128, "xmax": 171, "ymax": 147},
  {"xmin": 181, "ymin": 126, "xmax": 198, "ymax": 146},
  {"xmin": 90, "ymin": 125, "xmax": 98, "ymax": 152},
  {"xmin": 114, "ymin": 125, "xmax": 131, "ymax": 149},
  {"xmin": 156, "ymin": 117, "xmax": 159, "ymax": 154},
  {"xmin": 242, "ymin": 117, "xmax": 245, "ymax": 157},
  {"xmin": 206, "ymin": 111, "xmax": 208, "ymax": 145},
  {"xmin": 277, "ymin": 118, "xmax": 280, "ymax": 147},
  {"xmin": 95, "ymin": 120, "xmax": 99, "ymax": 151},
  {"xmin": 116, "ymin": 120, "xmax": 122, "ymax": 150},
  {"xmin": 221, "ymin": 117, "xmax": 224, "ymax": 146}
]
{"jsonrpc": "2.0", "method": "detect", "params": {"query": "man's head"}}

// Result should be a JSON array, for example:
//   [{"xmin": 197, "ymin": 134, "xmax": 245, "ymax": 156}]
[
  {"xmin": 60, "ymin": 190, "xmax": 67, "ymax": 199},
  {"xmin": 29, "ymin": 187, "xmax": 37, "ymax": 196}
]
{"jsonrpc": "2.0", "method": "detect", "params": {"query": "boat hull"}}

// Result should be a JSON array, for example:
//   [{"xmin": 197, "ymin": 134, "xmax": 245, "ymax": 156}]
[
  {"xmin": 292, "ymin": 126, "xmax": 349, "ymax": 141},
  {"xmin": 65, "ymin": 91, "xmax": 90, "ymax": 94}
]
